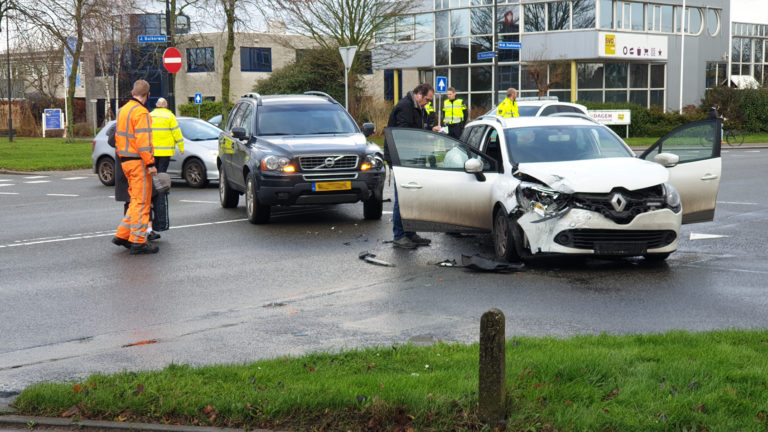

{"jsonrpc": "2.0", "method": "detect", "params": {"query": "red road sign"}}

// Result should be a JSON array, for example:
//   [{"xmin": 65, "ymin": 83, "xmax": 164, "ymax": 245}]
[{"xmin": 162, "ymin": 47, "xmax": 182, "ymax": 74}]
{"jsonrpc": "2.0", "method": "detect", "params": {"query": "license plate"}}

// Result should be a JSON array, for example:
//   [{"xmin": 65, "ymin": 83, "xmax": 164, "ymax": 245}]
[
  {"xmin": 594, "ymin": 242, "xmax": 647, "ymax": 256},
  {"xmin": 312, "ymin": 181, "xmax": 351, "ymax": 192}
]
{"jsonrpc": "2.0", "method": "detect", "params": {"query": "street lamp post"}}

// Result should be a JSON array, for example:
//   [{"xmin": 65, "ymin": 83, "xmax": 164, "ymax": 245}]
[
  {"xmin": 5, "ymin": 13, "xmax": 12, "ymax": 142},
  {"xmin": 165, "ymin": 0, "xmax": 175, "ymax": 113}
]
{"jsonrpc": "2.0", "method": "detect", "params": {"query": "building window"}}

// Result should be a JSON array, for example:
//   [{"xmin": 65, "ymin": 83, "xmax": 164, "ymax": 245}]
[
  {"xmin": 241, "ymin": 47, "xmax": 271, "ymax": 72},
  {"xmin": 598, "ymin": 0, "xmax": 612, "ymax": 29},
  {"xmin": 573, "ymin": 0, "xmax": 596, "ymax": 29},
  {"xmin": 524, "ymin": 3, "xmax": 546, "ymax": 32},
  {"xmin": 548, "ymin": 1, "xmax": 570, "ymax": 31},
  {"xmin": 187, "ymin": 47, "xmax": 215, "ymax": 72},
  {"xmin": 707, "ymin": 9, "xmax": 720, "ymax": 36}
]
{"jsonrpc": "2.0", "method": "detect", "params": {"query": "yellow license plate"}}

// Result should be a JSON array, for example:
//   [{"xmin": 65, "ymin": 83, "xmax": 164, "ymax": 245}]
[{"xmin": 313, "ymin": 181, "xmax": 351, "ymax": 192}]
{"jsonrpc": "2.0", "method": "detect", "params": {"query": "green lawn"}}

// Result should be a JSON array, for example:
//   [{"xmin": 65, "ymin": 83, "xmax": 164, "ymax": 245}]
[
  {"xmin": 0, "ymin": 137, "xmax": 93, "ymax": 171},
  {"xmin": 11, "ymin": 329, "xmax": 768, "ymax": 431}
]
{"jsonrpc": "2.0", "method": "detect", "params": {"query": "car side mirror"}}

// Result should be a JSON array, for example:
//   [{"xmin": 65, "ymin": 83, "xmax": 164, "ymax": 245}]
[
  {"xmin": 362, "ymin": 122, "xmax": 375, "ymax": 137},
  {"xmin": 464, "ymin": 158, "xmax": 486, "ymax": 181},
  {"xmin": 653, "ymin": 152, "xmax": 679, "ymax": 167},
  {"xmin": 231, "ymin": 127, "xmax": 247, "ymax": 140}
]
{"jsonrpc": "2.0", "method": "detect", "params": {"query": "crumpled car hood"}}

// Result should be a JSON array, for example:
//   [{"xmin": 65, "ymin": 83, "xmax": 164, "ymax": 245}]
[{"xmin": 517, "ymin": 157, "xmax": 669, "ymax": 193}]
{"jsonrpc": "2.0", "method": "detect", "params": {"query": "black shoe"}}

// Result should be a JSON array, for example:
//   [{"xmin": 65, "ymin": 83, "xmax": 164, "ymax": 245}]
[
  {"xmin": 408, "ymin": 234, "xmax": 432, "ymax": 246},
  {"xmin": 112, "ymin": 236, "xmax": 131, "ymax": 249},
  {"xmin": 148, "ymin": 231, "xmax": 161, "ymax": 241},
  {"xmin": 129, "ymin": 242, "xmax": 159, "ymax": 255},
  {"xmin": 392, "ymin": 237, "xmax": 418, "ymax": 249}
]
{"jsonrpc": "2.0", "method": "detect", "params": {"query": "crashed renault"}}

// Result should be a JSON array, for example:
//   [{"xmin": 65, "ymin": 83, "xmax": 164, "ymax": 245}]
[{"xmin": 384, "ymin": 115, "xmax": 721, "ymax": 262}]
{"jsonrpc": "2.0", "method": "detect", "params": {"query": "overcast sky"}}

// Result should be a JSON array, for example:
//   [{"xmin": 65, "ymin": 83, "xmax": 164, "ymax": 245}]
[{"xmin": 731, "ymin": 0, "xmax": 768, "ymax": 24}]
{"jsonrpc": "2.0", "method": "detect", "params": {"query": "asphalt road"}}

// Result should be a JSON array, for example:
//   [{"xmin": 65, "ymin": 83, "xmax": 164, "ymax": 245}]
[{"xmin": 2, "ymin": 148, "xmax": 768, "ymax": 405}]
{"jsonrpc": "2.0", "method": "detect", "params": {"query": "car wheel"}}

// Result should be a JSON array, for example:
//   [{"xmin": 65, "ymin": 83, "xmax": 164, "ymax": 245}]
[
  {"xmin": 644, "ymin": 253, "xmax": 671, "ymax": 262},
  {"xmin": 493, "ymin": 207, "xmax": 520, "ymax": 262},
  {"xmin": 183, "ymin": 158, "xmax": 208, "ymax": 188},
  {"xmin": 245, "ymin": 175, "xmax": 270, "ymax": 224},
  {"xmin": 97, "ymin": 156, "xmax": 115, "ymax": 186},
  {"xmin": 363, "ymin": 195, "xmax": 383, "ymax": 220},
  {"xmin": 218, "ymin": 168, "xmax": 239, "ymax": 208}
]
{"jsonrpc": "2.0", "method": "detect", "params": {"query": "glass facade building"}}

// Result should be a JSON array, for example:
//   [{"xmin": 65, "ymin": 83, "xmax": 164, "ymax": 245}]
[{"xmin": 375, "ymin": 0, "xmax": 737, "ymax": 116}]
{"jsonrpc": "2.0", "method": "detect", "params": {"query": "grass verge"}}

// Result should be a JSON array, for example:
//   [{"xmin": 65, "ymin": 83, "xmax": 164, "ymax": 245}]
[
  {"xmin": 11, "ymin": 329, "xmax": 768, "ymax": 431},
  {"xmin": 0, "ymin": 138, "xmax": 93, "ymax": 171}
]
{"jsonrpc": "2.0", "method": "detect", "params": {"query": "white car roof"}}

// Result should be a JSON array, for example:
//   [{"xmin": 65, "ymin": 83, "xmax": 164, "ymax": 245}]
[{"xmin": 471, "ymin": 114, "xmax": 598, "ymax": 129}]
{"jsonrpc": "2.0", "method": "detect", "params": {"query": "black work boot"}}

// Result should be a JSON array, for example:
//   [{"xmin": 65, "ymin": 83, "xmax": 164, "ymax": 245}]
[
  {"xmin": 112, "ymin": 236, "xmax": 131, "ymax": 249},
  {"xmin": 129, "ymin": 242, "xmax": 159, "ymax": 255}
]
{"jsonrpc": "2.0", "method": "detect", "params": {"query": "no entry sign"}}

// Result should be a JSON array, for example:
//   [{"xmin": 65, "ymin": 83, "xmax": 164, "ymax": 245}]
[{"xmin": 162, "ymin": 47, "xmax": 182, "ymax": 74}]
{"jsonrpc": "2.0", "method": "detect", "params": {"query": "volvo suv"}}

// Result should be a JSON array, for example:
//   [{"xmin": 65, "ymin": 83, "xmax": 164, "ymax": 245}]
[{"xmin": 217, "ymin": 92, "xmax": 385, "ymax": 224}]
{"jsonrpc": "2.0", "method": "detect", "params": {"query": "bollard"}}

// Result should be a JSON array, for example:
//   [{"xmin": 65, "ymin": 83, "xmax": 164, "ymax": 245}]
[{"xmin": 479, "ymin": 308, "xmax": 506, "ymax": 425}]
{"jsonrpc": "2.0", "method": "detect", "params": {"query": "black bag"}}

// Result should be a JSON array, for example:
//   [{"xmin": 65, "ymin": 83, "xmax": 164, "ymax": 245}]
[{"xmin": 151, "ymin": 173, "xmax": 171, "ymax": 231}]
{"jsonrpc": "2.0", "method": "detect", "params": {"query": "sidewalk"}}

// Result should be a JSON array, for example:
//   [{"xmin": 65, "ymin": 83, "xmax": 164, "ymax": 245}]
[{"xmin": 0, "ymin": 415, "xmax": 277, "ymax": 432}]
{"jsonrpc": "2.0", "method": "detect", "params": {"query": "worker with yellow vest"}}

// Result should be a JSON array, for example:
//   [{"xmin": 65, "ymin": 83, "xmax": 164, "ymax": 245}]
[
  {"xmin": 150, "ymin": 97, "xmax": 184, "ymax": 173},
  {"xmin": 424, "ymin": 101, "xmax": 437, "ymax": 129},
  {"xmin": 497, "ymin": 87, "xmax": 520, "ymax": 118},
  {"xmin": 443, "ymin": 87, "xmax": 466, "ymax": 139}
]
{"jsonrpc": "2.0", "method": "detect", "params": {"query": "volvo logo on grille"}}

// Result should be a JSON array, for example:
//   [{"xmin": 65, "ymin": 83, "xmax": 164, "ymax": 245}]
[
  {"xmin": 324, "ymin": 157, "xmax": 336, "ymax": 168},
  {"xmin": 610, "ymin": 193, "xmax": 628, "ymax": 212}
]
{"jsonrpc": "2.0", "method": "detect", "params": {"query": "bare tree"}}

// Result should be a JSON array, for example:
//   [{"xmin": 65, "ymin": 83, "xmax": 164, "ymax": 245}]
[
  {"xmin": 14, "ymin": 0, "xmax": 103, "ymax": 139},
  {"xmin": 526, "ymin": 58, "xmax": 570, "ymax": 97},
  {"xmin": 10, "ymin": 28, "xmax": 64, "ymax": 103}
]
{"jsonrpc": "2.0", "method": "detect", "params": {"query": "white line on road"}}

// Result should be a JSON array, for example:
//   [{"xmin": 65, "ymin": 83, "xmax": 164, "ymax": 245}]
[
  {"xmin": 383, "ymin": 211, "xmax": 393, "ymax": 215},
  {"xmin": 46, "ymin": 193, "xmax": 80, "ymax": 197},
  {"xmin": 0, "ymin": 219, "xmax": 248, "ymax": 248},
  {"xmin": 690, "ymin": 233, "xmax": 729, "ymax": 240},
  {"xmin": 179, "ymin": 199, "xmax": 219, "ymax": 204},
  {"xmin": 62, "ymin": 177, "xmax": 89, "ymax": 180},
  {"xmin": 0, "ymin": 184, "xmax": 14, "ymax": 187},
  {"xmin": 717, "ymin": 201, "xmax": 760, "ymax": 205},
  {"xmin": 0, "ymin": 192, "xmax": 19, "ymax": 195},
  {"xmin": 23, "ymin": 176, "xmax": 48, "ymax": 179},
  {"xmin": 24, "ymin": 180, "xmax": 51, "ymax": 184},
  {"xmin": 746, "ymin": 150, "xmax": 761, "ymax": 153},
  {"xmin": 0, "ymin": 179, "xmax": 12, "ymax": 182}
]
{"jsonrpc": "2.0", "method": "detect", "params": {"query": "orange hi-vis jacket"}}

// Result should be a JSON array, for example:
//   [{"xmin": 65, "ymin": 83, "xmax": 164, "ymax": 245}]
[{"xmin": 116, "ymin": 99, "xmax": 155, "ymax": 168}]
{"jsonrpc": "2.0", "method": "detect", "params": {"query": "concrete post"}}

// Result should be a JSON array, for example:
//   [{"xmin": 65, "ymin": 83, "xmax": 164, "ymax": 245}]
[{"xmin": 479, "ymin": 308, "xmax": 506, "ymax": 425}]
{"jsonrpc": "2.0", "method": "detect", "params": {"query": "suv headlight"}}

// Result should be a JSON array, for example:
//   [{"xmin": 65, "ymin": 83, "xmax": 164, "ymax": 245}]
[
  {"xmin": 365, "ymin": 154, "xmax": 384, "ymax": 170},
  {"xmin": 262, "ymin": 155, "xmax": 292, "ymax": 171},
  {"xmin": 663, "ymin": 183, "xmax": 682, "ymax": 213},
  {"xmin": 516, "ymin": 183, "xmax": 571, "ymax": 217}
]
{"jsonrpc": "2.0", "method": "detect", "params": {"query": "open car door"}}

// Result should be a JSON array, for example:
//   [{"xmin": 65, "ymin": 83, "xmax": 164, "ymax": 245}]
[
  {"xmin": 384, "ymin": 128, "xmax": 499, "ymax": 232},
  {"xmin": 640, "ymin": 119, "xmax": 721, "ymax": 224}
]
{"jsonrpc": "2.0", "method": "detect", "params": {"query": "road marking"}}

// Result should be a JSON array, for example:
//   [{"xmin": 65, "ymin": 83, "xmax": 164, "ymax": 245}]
[
  {"xmin": 179, "ymin": 199, "xmax": 219, "ymax": 204},
  {"xmin": 746, "ymin": 150, "xmax": 761, "ymax": 153},
  {"xmin": 62, "ymin": 177, "xmax": 88, "ymax": 180},
  {"xmin": 0, "ymin": 192, "xmax": 19, "ymax": 195},
  {"xmin": 24, "ymin": 180, "xmax": 51, "ymax": 184},
  {"xmin": 0, "ymin": 184, "xmax": 14, "ymax": 187},
  {"xmin": 0, "ymin": 179, "xmax": 12, "ymax": 182},
  {"xmin": 717, "ymin": 201, "xmax": 759, "ymax": 205},
  {"xmin": 46, "ymin": 193, "xmax": 79, "ymax": 197},
  {"xmin": 23, "ymin": 176, "xmax": 48, "ymax": 179},
  {"xmin": 108, "ymin": 195, "xmax": 115, "ymax": 198},
  {"xmin": 690, "ymin": 233, "xmax": 729, "ymax": 240},
  {"xmin": 383, "ymin": 211, "xmax": 393, "ymax": 215},
  {"xmin": 0, "ymin": 219, "xmax": 248, "ymax": 248}
]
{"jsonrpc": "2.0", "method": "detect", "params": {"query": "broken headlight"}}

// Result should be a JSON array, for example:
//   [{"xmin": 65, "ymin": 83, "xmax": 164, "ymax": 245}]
[
  {"xmin": 516, "ymin": 183, "xmax": 571, "ymax": 217},
  {"xmin": 663, "ymin": 183, "xmax": 682, "ymax": 213}
]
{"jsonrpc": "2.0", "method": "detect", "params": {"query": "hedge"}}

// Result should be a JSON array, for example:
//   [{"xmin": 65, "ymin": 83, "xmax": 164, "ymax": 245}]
[{"xmin": 178, "ymin": 100, "xmax": 223, "ymax": 121}]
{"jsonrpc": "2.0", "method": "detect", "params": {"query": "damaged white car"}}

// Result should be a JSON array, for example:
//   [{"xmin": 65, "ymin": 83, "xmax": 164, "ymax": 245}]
[{"xmin": 384, "ymin": 115, "xmax": 721, "ymax": 262}]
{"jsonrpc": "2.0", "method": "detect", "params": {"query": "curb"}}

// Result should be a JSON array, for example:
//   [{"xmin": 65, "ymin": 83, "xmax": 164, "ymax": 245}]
[{"xmin": 0, "ymin": 415, "xmax": 277, "ymax": 432}]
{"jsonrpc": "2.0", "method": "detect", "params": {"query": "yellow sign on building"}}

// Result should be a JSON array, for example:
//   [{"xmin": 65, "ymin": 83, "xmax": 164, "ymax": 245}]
[{"xmin": 605, "ymin": 34, "xmax": 616, "ymax": 55}]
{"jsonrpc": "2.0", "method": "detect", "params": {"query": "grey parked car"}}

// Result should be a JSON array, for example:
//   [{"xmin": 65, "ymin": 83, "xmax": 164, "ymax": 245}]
[{"xmin": 92, "ymin": 116, "xmax": 221, "ymax": 188}]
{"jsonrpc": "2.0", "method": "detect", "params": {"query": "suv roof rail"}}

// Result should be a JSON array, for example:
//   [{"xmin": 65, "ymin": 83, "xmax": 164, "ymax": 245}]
[
  {"xmin": 548, "ymin": 112, "xmax": 598, "ymax": 123},
  {"xmin": 304, "ymin": 91, "xmax": 340, "ymax": 105},
  {"xmin": 242, "ymin": 92, "xmax": 263, "ymax": 105},
  {"xmin": 517, "ymin": 96, "xmax": 559, "ymax": 101},
  {"xmin": 475, "ymin": 114, "xmax": 505, "ymax": 126}
]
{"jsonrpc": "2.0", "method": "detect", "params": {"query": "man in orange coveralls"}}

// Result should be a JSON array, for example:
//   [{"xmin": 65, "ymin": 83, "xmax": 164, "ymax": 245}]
[{"xmin": 111, "ymin": 80, "xmax": 159, "ymax": 254}]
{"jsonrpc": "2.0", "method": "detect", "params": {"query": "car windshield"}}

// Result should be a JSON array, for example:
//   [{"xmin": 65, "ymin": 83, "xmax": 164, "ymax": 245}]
[
  {"xmin": 257, "ymin": 104, "xmax": 359, "ymax": 135},
  {"xmin": 178, "ymin": 119, "xmax": 221, "ymax": 141},
  {"xmin": 504, "ymin": 125, "xmax": 634, "ymax": 163},
  {"xmin": 517, "ymin": 106, "xmax": 542, "ymax": 116}
]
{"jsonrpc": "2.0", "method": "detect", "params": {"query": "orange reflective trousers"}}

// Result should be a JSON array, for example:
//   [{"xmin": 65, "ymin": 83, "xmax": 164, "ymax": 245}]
[{"xmin": 115, "ymin": 159, "xmax": 153, "ymax": 244}]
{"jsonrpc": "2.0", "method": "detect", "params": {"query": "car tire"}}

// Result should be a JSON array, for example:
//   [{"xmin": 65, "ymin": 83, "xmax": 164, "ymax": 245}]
[
  {"xmin": 493, "ymin": 207, "xmax": 520, "ymax": 262},
  {"xmin": 183, "ymin": 158, "xmax": 208, "ymax": 188},
  {"xmin": 219, "ymin": 168, "xmax": 239, "ymax": 208},
  {"xmin": 245, "ymin": 175, "xmax": 270, "ymax": 224},
  {"xmin": 644, "ymin": 253, "xmax": 671, "ymax": 262},
  {"xmin": 363, "ymin": 195, "xmax": 383, "ymax": 220},
  {"xmin": 97, "ymin": 156, "xmax": 115, "ymax": 186}
]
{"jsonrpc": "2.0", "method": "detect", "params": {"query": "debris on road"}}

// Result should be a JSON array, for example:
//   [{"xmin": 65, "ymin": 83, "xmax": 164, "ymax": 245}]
[
  {"xmin": 358, "ymin": 251, "xmax": 396, "ymax": 267},
  {"xmin": 431, "ymin": 255, "xmax": 524, "ymax": 273}
]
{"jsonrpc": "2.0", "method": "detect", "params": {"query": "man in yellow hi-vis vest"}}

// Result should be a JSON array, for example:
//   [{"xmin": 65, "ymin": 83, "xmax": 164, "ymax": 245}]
[
  {"xmin": 497, "ymin": 87, "xmax": 519, "ymax": 118},
  {"xmin": 442, "ymin": 87, "xmax": 466, "ymax": 139},
  {"xmin": 150, "ymin": 98, "xmax": 184, "ymax": 173}
]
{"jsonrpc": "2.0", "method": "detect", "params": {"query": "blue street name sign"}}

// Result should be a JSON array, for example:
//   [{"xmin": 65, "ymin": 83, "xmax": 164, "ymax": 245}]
[
  {"xmin": 44, "ymin": 109, "xmax": 63, "ymax": 130},
  {"xmin": 435, "ymin": 76, "xmax": 448, "ymax": 93},
  {"xmin": 477, "ymin": 51, "xmax": 496, "ymax": 60},
  {"xmin": 138, "ymin": 35, "xmax": 168, "ymax": 43},
  {"xmin": 194, "ymin": 93, "xmax": 203, "ymax": 104},
  {"xmin": 498, "ymin": 41, "xmax": 522, "ymax": 50}
]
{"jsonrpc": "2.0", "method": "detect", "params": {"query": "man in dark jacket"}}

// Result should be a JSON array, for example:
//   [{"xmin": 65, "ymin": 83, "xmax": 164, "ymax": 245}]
[{"xmin": 385, "ymin": 83, "xmax": 439, "ymax": 249}]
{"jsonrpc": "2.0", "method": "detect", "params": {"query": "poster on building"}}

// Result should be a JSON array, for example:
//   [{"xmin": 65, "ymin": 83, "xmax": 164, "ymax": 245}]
[
  {"xmin": 598, "ymin": 32, "xmax": 668, "ymax": 60},
  {"xmin": 63, "ymin": 37, "xmax": 83, "ymax": 88}
]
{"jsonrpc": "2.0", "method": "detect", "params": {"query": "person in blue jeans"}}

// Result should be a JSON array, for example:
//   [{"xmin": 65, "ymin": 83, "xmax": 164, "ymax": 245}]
[{"xmin": 384, "ymin": 83, "xmax": 441, "ymax": 249}]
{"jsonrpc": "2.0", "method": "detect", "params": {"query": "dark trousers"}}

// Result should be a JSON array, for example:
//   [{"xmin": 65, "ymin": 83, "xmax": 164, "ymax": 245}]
[
  {"xmin": 155, "ymin": 156, "xmax": 171, "ymax": 173},
  {"xmin": 447, "ymin": 124, "xmax": 463, "ymax": 140}
]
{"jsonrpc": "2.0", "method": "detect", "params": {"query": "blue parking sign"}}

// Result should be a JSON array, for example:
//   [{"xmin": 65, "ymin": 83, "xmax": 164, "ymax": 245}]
[
  {"xmin": 194, "ymin": 93, "xmax": 203, "ymax": 104},
  {"xmin": 436, "ymin": 76, "xmax": 448, "ymax": 93}
]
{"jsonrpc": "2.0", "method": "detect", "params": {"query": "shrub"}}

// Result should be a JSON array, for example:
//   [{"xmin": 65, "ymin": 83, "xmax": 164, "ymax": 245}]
[
  {"xmin": 178, "ymin": 100, "xmax": 222, "ymax": 121},
  {"xmin": 355, "ymin": 97, "xmax": 392, "ymax": 137},
  {"xmin": 73, "ymin": 122, "xmax": 93, "ymax": 138}
]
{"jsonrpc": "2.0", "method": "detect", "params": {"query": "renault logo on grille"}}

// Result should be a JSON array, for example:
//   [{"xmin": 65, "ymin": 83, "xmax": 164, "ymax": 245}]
[
  {"xmin": 323, "ymin": 157, "xmax": 337, "ymax": 168},
  {"xmin": 610, "ymin": 193, "xmax": 627, "ymax": 212}
]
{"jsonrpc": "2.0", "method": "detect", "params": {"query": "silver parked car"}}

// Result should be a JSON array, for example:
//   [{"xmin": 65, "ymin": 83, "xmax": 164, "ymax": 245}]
[{"xmin": 92, "ymin": 116, "xmax": 221, "ymax": 188}]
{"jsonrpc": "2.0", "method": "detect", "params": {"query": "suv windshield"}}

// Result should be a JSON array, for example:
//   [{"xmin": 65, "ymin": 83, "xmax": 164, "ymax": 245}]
[
  {"xmin": 257, "ymin": 104, "xmax": 359, "ymax": 136},
  {"xmin": 504, "ymin": 125, "xmax": 634, "ymax": 163},
  {"xmin": 178, "ymin": 118, "xmax": 221, "ymax": 141}
]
